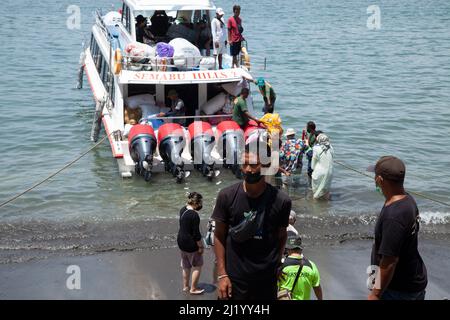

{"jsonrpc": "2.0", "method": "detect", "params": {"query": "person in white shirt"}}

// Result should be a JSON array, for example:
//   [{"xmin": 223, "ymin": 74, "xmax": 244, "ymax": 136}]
[
  {"xmin": 211, "ymin": 8, "xmax": 227, "ymax": 69},
  {"xmin": 287, "ymin": 210, "xmax": 299, "ymax": 235}
]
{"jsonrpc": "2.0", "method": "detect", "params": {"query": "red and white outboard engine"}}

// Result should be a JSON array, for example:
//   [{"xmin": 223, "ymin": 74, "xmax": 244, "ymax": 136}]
[
  {"xmin": 128, "ymin": 124, "xmax": 157, "ymax": 181},
  {"xmin": 188, "ymin": 121, "xmax": 216, "ymax": 180},
  {"xmin": 157, "ymin": 123, "xmax": 187, "ymax": 183},
  {"xmin": 244, "ymin": 120, "xmax": 267, "ymax": 144},
  {"xmin": 216, "ymin": 120, "xmax": 244, "ymax": 178}
]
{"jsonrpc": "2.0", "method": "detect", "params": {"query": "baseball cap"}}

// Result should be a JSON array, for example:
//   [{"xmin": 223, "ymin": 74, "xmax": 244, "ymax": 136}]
[
  {"xmin": 285, "ymin": 231, "xmax": 303, "ymax": 250},
  {"xmin": 216, "ymin": 8, "xmax": 225, "ymax": 15},
  {"xmin": 367, "ymin": 156, "xmax": 406, "ymax": 182},
  {"xmin": 256, "ymin": 77, "xmax": 265, "ymax": 87}
]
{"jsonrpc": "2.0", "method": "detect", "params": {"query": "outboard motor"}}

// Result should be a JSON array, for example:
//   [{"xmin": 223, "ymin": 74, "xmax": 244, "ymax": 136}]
[
  {"xmin": 157, "ymin": 123, "xmax": 188, "ymax": 183},
  {"xmin": 244, "ymin": 120, "xmax": 267, "ymax": 144},
  {"xmin": 188, "ymin": 121, "xmax": 216, "ymax": 180},
  {"xmin": 128, "ymin": 124, "xmax": 157, "ymax": 181},
  {"xmin": 216, "ymin": 120, "xmax": 244, "ymax": 178}
]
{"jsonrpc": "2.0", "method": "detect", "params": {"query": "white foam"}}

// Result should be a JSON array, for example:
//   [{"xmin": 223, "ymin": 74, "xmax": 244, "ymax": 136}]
[{"xmin": 419, "ymin": 211, "xmax": 450, "ymax": 225}]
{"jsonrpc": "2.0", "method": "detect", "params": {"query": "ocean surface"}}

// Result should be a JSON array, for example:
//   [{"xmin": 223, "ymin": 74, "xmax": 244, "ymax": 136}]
[{"xmin": 0, "ymin": 0, "xmax": 449, "ymax": 263}]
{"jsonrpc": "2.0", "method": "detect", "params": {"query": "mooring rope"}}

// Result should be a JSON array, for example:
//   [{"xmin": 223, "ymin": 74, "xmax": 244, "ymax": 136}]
[
  {"xmin": 0, "ymin": 135, "xmax": 109, "ymax": 209},
  {"xmin": 333, "ymin": 159, "xmax": 450, "ymax": 208}
]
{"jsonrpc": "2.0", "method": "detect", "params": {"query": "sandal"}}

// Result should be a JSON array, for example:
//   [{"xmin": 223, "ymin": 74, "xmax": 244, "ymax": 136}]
[{"xmin": 189, "ymin": 288, "xmax": 205, "ymax": 295}]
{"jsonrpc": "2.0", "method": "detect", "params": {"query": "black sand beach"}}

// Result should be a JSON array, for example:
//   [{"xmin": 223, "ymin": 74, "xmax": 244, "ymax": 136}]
[{"xmin": 1, "ymin": 238, "xmax": 448, "ymax": 300}]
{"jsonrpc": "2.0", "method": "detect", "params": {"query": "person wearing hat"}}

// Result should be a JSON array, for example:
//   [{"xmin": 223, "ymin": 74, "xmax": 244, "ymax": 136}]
[
  {"xmin": 135, "ymin": 15, "xmax": 155, "ymax": 44},
  {"xmin": 277, "ymin": 231, "xmax": 323, "ymax": 300},
  {"xmin": 279, "ymin": 128, "xmax": 305, "ymax": 176},
  {"xmin": 211, "ymin": 8, "xmax": 227, "ymax": 69},
  {"xmin": 158, "ymin": 89, "xmax": 186, "ymax": 126},
  {"xmin": 367, "ymin": 156, "xmax": 427, "ymax": 300},
  {"xmin": 253, "ymin": 77, "xmax": 276, "ymax": 114}
]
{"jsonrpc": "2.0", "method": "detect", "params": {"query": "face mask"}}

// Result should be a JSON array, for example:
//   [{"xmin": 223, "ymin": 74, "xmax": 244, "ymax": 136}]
[
  {"xmin": 196, "ymin": 205, "xmax": 203, "ymax": 211},
  {"xmin": 243, "ymin": 172, "xmax": 263, "ymax": 184},
  {"xmin": 375, "ymin": 185, "xmax": 382, "ymax": 194}
]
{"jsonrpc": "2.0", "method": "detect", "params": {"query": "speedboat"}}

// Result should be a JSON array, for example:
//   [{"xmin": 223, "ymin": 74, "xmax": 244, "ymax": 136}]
[{"xmin": 78, "ymin": 0, "xmax": 265, "ymax": 181}]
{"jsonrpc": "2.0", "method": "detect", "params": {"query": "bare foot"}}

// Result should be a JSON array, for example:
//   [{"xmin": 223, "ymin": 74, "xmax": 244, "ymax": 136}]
[{"xmin": 190, "ymin": 288, "xmax": 205, "ymax": 295}]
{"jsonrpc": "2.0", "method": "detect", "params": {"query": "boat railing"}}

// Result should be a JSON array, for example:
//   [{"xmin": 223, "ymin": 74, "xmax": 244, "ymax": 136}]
[{"xmin": 119, "ymin": 52, "xmax": 268, "ymax": 72}]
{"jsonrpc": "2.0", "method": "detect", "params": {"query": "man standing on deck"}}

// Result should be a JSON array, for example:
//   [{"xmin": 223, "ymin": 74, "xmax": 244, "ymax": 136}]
[
  {"xmin": 232, "ymin": 88, "xmax": 265, "ymax": 130},
  {"xmin": 212, "ymin": 140, "xmax": 292, "ymax": 300},
  {"xmin": 211, "ymin": 8, "xmax": 227, "ymax": 69},
  {"xmin": 367, "ymin": 156, "xmax": 427, "ymax": 300},
  {"xmin": 228, "ymin": 5, "xmax": 244, "ymax": 68},
  {"xmin": 135, "ymin": 15, "xmax": 155, "ymax": 44}
]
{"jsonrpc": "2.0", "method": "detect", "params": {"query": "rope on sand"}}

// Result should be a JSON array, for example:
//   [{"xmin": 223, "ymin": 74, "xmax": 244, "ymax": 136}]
[
  {"xmin": 334, "ymin": 159, "xmax": 450, "ymax": 208},
  {"xmin": 0, "ymin": 135, "xmax": 109, "ymax": 209}
]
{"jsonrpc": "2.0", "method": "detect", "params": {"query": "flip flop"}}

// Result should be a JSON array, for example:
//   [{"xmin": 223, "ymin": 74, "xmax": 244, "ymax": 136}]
[
  {"xmin": 182, "ymin": 287, "xmax": 189, "ymax": 292},
  {"xmin": 190, "ymin": 289, "xmax": 205, "ymax": 295}
]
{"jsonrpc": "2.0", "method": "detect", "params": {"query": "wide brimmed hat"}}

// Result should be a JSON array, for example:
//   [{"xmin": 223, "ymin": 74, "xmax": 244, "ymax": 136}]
[{"xmin": 285, "ymin": 128, "xmax": 296, "ymax": 137}]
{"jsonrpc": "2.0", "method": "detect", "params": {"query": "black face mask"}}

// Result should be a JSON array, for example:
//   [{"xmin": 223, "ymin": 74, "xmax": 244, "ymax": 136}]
[
  {"xmin": 196, "ymin": 205, "xmax": 203, "ymax": 211},
  {"xmin": 243, "ymin": 172, "xmax": 263, "ymax": 184}
]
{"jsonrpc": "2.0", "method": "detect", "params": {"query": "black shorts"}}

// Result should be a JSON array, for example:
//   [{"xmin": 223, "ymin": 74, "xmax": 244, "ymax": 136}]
[
  {"xmin": 230, "ymin": 41, "xmax": 242, "ymax": 57},
  {"xmin": 229, "ymin": 276, "xmax": 278, "ymax": 300}
]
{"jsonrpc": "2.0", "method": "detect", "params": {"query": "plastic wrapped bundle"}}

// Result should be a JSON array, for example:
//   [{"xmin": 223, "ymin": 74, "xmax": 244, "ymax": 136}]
[
  {"xmin": 156, "ymin": 42, "xmax": 174, "ymax": 57},
  {"xmin": 125, "ymin": 42, "xmax": 156, "ymax": 62},
  {"xmin": 169, "ymin": 38, "xmax": 201, "ymax": 70},
  {"xmin": 200, "ymin": 93, "xmax": 227, "ymax": 115},
  {"xmin": 200, "ymin": 57, "xmax": 216, "ymax": 70}
]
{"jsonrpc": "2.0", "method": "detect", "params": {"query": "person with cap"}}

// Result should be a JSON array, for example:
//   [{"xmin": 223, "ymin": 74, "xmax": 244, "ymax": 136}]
[
  {"xmin": 311, "ymin": 133, "xmax": 334, "ymax": 199},
  {"xmin": 232, "ymin": 87, "xmax": 265, "ymax": 130},
  {"xmin": 367, "ymin": 156, "xmax": 427, "ymax": 300},
  {"xmin": 277, "ymin": 231, "xmax": 323, "ymax": 300},
  {"xmin": 254, "ymin": 77, "xmax": 277, "ymax": 114},
  {"xmin": 279, "ymin": 128, "xmax": 305, "ymax": 175},
  {"xmin": 211, "ymin": 8, "xmax": 227, "ymax": 69},
  {"xmin": 135, "ymin": 15, "xmax": 155, "ymax": 44},
  {"xmin": 158, "ymin": 89, "xmax": 186, "ymax": 126}
]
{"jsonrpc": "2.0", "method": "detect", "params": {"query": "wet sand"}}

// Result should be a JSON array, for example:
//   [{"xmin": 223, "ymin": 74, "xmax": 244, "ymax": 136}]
[{"xmin": 0, "ymin": 239, "xmax": 448, "ymax": 300}]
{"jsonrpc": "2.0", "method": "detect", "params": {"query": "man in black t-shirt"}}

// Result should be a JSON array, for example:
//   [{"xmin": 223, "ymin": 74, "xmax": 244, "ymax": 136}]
[
  {"xmin": 212, "ymin": 142, "xmax": 292, "ymax": 300},
  {"xmin": 367, "ymin": 156, "xmax": 427, "ymax": 300}
]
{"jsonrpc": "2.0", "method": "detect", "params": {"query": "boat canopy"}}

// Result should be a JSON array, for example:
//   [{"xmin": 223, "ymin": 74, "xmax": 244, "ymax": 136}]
[
  {"xmin": 124, "ymin": 0, "xmax": 216, "ymax": 11},
  {"xmin": 120, "ymin": 69, "xmax": 253, "ymax": 84}
]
